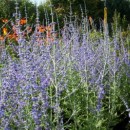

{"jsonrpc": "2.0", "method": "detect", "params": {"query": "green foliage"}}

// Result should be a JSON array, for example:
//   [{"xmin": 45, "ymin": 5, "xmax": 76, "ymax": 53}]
[
  {"xmin": 107, "ymin": 0, "xmax": 130, "ymax": 23},
  {"xmin": 112, "ymin": 10, "xmax": 129, "ymax": 34}
]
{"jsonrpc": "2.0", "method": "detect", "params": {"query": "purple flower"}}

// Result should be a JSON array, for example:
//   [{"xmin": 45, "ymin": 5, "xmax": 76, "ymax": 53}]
[
  {"xmin": 96, "ymin": 84, "xmax": 105, "ymax": 111},
  {"xmin": 0, "ymin": 109, "xmax": 4, "ymax": 118}
]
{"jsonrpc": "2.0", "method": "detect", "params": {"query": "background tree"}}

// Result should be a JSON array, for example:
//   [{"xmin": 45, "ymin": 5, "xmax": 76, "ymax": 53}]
[
  {"xmin": 47, "ymin": 0, "xmax": 130, "ymax": 29},
  {"xmin": 0, "ymin": 0, "xmax": 130, "ymax": 30},
  {"xmin": 0, "ymin": 0, "xmax": 36, "ymax": 27}
]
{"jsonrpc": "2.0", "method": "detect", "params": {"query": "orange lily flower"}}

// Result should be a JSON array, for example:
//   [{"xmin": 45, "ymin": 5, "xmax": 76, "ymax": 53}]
[
  {"xmin": 46, "ymin": 25, "xmax": 52, "ymax": 31},
  {"xmin": 8, "ymin": 33, "xmax": 18, "ymax": 41},
  {"xmin": 3, "ymin": 27, "xmax": 8, "ymax": 35},
  {"xmin": 0, "ymin": 35, "xmax": 4, "ymax": 41},
  {"xmin": 2, "ymin": 18, "xmax": 8, "ymax": 23},
  {"xmin": 20, "ymin": 18, "xmax": 27, "ymax": 25},
  {"xmin": 38, "ymin": 25, "xmax": 45, "ymax": 33}
]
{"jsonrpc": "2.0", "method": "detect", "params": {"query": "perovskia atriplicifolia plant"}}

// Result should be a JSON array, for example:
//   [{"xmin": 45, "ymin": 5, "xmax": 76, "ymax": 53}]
[{"xmin": 0, "ymin": 1, "xmax": 130, "ymax": 130}]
